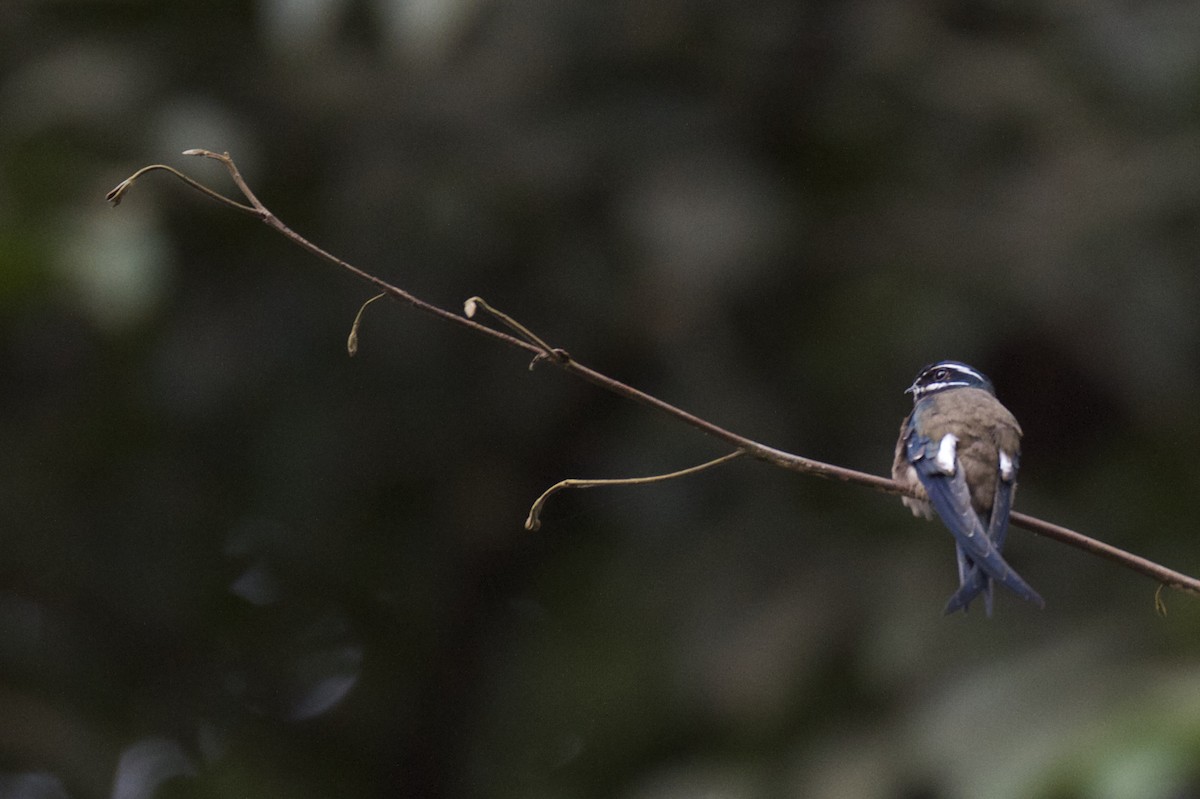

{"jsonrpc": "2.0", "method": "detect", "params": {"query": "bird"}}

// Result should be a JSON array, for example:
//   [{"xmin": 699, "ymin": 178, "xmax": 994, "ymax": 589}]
[{"xmin": 892, "ymin": 360, "xmax": 1044, "ymax": 615}]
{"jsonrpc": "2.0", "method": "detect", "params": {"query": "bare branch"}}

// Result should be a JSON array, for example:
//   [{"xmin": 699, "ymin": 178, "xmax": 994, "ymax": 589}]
[{"xmin": 106, "ymin": 152, "xmax": 1200, "ymax": 603}]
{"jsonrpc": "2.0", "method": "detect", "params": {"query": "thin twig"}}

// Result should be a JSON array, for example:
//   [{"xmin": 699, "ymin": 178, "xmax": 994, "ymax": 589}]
[
  {"xmin": 525, "ymin": 451, "xmax": 745, "ymax": 531},
  {"xmin": 106, "ymin": 162, "xmax": 258, "ymax": 214},
  {"xmin": 105, "ymin": 152, "xmax": 1200, "ymax": 601}
]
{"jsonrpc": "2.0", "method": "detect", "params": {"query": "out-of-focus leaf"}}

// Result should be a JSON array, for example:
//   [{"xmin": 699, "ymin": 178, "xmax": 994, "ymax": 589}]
[
  {"xmin": 110, "ymin": 738, "xmax": 194, "ymax": 799},
  {"xmin": 0, "ymin": 772, "xmax": 70, "ymax": 799}
]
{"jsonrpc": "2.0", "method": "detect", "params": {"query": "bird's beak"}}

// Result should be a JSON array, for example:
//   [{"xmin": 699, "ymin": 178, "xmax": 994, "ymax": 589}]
[{"xmin": 904, "ymin": 382, "xmax": 918, "ymax": 396}]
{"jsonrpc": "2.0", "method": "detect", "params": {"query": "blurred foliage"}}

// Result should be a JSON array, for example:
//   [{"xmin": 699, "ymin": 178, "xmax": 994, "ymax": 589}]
[{"xmin": 3, "ymin": 0, "xmax": 1200, "ymax": 797}]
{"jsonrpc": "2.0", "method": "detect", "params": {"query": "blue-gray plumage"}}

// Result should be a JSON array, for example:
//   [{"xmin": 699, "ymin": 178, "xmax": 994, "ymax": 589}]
[{"xmin": 892, "ymin": 361, "xmax": 1044, "ymax": 615}]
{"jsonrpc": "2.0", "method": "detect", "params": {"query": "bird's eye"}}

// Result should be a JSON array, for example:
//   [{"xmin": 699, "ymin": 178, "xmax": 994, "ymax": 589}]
[{"xmin": 932, "ymin": 368, "xmax": 948, "ymax": 380}]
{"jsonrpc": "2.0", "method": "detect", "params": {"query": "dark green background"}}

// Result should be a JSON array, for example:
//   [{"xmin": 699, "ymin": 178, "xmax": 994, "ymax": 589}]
[{"xmin": 3, "ymin": 1, "xmax": 1200, "ymax": 797}]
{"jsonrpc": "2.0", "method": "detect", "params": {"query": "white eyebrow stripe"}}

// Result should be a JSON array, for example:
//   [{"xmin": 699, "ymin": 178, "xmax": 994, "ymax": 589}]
[
  {"xmin": 935, "ymin": 434, "xmax": 959, "ymax": 475},
  {"xmin": 999, "ymin": 451, "xmax": 1016, "ymax": 481},
  {"xmin": 920, "ymin": 379, "xmax": 973, "ymax": 394}
]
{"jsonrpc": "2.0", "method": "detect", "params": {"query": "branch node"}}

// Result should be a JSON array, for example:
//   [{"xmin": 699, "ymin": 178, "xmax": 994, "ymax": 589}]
[
  {"xmin": 529, "ymin": 349, "xmax": 571, "ymax": 370},
  {"xmin": 464, "ymin": 296, "xmax": 563, "ymax": 364}
]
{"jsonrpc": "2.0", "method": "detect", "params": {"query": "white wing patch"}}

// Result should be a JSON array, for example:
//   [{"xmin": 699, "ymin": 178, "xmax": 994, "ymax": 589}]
[
  {"xmin": 999, "ymin": 450, "xmax": 1016, "ymax": 481},
  {"xmin": 935, "ymin": 434, "xmax": 959, "ymax": 475}
]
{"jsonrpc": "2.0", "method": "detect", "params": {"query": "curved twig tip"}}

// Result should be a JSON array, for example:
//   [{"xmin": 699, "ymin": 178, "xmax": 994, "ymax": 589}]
[
  {"xmin": 347, "ymin": 293, "xmax": 387, "ymax": 357},
  {"xmin": 106, "ymin": 164, "xmax": 177, "ymax": 206},
  {"xmin": 106, "ymin": 180, "xmax": 133, "ymax": 207}
]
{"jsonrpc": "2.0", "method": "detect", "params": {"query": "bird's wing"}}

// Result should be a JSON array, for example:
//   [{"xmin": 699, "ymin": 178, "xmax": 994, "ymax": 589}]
[
  {"xmin": 943, "ymin": 450, "xmax": 1021, "ymax": 615},
  {"xmin": 906, "ymin": 435, "xmax": 1043, "ymax": 610},
  {"xmin": 946, "ymin": 544, "xmax": 994, "ymax": 616}
]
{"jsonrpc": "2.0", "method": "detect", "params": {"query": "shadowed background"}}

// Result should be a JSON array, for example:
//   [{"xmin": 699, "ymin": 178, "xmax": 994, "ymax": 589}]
[{"xmin": 3, "ymin": 1, "xmax": 1200, "ymax": 797}]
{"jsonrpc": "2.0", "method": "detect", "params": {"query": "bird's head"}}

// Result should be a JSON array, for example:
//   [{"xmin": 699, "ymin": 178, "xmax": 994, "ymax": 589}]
[{"xmin": 905, "ymin": 361, "xmax": 995, "ymax": 401}]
